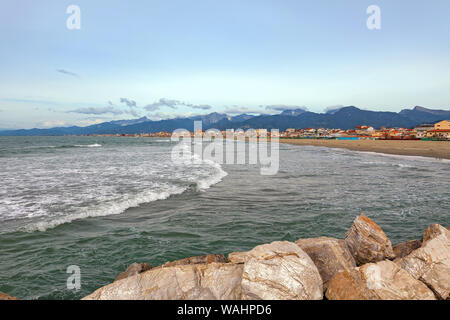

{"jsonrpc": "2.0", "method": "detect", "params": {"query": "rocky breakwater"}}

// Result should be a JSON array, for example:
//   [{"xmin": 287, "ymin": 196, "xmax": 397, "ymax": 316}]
[{"xmin": 83, "ymin": 215, "xmax": 450, "ymax": 300}]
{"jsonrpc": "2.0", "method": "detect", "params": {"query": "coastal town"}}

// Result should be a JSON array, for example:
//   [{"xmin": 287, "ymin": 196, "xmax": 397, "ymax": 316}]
[{"xmin": 92, "ymin": 120, "xmax": 450, "ymax": 141}]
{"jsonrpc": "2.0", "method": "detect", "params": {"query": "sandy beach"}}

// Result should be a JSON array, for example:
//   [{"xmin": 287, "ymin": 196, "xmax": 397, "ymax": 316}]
[{"xmin": 280, "ymin": 139, "xmax": 450, "ymax": 160}]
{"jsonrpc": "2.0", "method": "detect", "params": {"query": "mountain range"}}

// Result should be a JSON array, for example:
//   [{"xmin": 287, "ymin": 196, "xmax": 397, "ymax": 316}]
[{"xmin": 1, "ymin": 106, "xmax": 449, "ymax": 136}]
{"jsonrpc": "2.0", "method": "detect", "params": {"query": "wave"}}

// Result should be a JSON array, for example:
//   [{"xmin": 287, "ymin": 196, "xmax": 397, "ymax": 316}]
[
  {"xmin": 23, "ymin": 185, "xmax": 187, "ymax": 233},
  {"xmin": 73, "ymin": 143, "xmax": 102, "ymax": 148},
  {"xmin": 180, "ymin": 142, "xmax": 229, "ymax": 191},
  {"xmin": 353, "ymin": 150, "xmax": 450, "ymax": 163},
  {"xmin": 19, "ymin": 149, "xmax": 227, "ymax": 233},
  {"xmin": 360, "ymin": 161, "xmax": 414, "ymax": 168},
  {"xmin": 22, "ymin": 145, "xmax": 58, "ymax": 149},
  {"xmin": 7, "ymin": 144, "xmax": 102, "ymax": 151},
  {"xmin": 196, "ymin": 159, "xmax": 228, "ymax": 190}
]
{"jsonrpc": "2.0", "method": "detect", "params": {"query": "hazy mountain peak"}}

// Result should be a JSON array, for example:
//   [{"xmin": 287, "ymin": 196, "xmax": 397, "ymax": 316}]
[{"xmin": 280, "ymin": 108, "xmax": 307, "ymax": 116}]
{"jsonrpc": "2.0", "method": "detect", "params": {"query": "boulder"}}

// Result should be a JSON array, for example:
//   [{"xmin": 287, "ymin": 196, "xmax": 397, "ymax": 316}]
[
  {"xmin": 344, "ymin": 214, "xmax": 395, "ymax": 265},
  {"xmin": 295, "ymin": 237, "xmax": 356, "ymax": 290},
  {"xmin": 114, "ymin": 262, "xmax": 152, "ymax": 282},
  {"xmin": 326, "ymin": 260, "xmax": 436, "ymax": 300},
  {"xmin": 0, "ymin": 291, "xmax": 19, "ymax": 300},
  {"xmin": 228, "ymin": 251, "xmax": 249, "ymax": 264},
  {"xmin": 84, "ymin": 262, "xmax": 243, "ymax": 300},
  {"xmin": 235, "ymin": 241, "xmax": 323, "ymax": 300},
  {"xmin": 162, "ymin": 254, "xmax": 227, "ymax": 267},
  {"xmin": 393, "ymin": 240, "xmax": 422, "ymax": 259},
  {"xmin": 423, "ymin": 224, "xmax": 447, "ymax": 242},
  {"xmin": 397, "ymin": 224, "xmax": 450, "ymax": 299}
]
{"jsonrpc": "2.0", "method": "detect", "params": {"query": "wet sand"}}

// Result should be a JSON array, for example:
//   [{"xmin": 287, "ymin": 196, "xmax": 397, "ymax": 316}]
[{"xmin": 279, "ymin": 139, "xmax": 450, "ymax": 160}]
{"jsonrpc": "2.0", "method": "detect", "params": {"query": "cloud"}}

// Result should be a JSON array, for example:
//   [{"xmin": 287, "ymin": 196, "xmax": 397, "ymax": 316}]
[
  {"xmin": 264, "ymin": 105, "xmax": 308, "ymax": 112},
  {"xmin": 120, "ymin": 98, "xmax": 137, "ymax": 108},
  {"xmin": 144, "ymin": 98, "xmax": 180, "ymax": 111},
  {"xmin": 147, "ymin": 111, "xmax": 203, "ymax": 121},
  {"xmin": 186, "ymin": 104, "xmax": 212, "ymax": 110},
  {"xmin": 67, "ymin": 106, "xmax": 124, "ymax": 115},
  {"xmin": 144, "ymin": 98, "xmax": 212, "ymax": 111},
  {"xmin": 57, "ymin": 69, "xmax": 79, "ymax": 77},
  {"xmin": 323, "ymin": 105, "xmax": 344, "ymax": 113},
  {"xmin": 75, "ymin": 118, "xmax": 107, "ymax": 126},
  {"xmin": 224, "ymin": 106, "xmax": 264, "ymax": 114},
  {"xmin": 36, "ymin": 120, "xmax": 68, "ymax": 128}
]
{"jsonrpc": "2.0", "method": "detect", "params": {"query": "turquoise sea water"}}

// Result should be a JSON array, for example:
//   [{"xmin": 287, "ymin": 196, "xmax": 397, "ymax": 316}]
[{"xmin": 0, "ymin": 136, "xmax": 449, "ymax": 299}]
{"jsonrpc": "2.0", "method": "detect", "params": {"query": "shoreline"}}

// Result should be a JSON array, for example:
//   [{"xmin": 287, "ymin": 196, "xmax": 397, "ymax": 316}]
[{"xmin": 279, "ymin": 139, "xmax": 450, "ymax": 160}]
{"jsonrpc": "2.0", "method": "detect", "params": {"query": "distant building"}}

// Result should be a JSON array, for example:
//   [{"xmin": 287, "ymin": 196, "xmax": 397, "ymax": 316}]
[
  {"xmin": 256, "ymin": 129, "xmax": 268, "ymax": 137},
  {"xmin": 414, "ymin": 124, "xmax": 435, "ymax": 138},
  {"xmin": 434, "ymin": 120, "xmax": 450, "ymax": 130},
  {"xmin": 426, "ymin": 129, "xmax": 450, "ymax": 139}
]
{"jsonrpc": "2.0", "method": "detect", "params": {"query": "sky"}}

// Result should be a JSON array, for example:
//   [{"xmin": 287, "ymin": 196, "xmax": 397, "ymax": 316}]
[{"xmin": 0, "ymin": 0, "xmax": 449, "ymax": 129}]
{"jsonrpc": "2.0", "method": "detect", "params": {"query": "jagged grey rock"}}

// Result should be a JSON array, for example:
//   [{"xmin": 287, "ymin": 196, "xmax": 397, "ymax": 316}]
[
  {"xmin": 344, "ymin": 214, "xmax": 395, "ymax": 265},
  {"xmin": 84, "ymin": 263, "xmax": 244, "ymax": 300},
  {"xmin": 236, "ymin": 241, "xmax": 323, "ymax": 300},
  {"xmin": 295, "ymin": 237, "xmax": 356, "ymax": 290},
  {"xmin": 393, "ymin": 240, "xmax": 422, "ymax": 260},
  {"xmin": 397, "ymin": 224, "xmax": 450, "ymax": 299},
  {"xmin": 326, "ymin": 260, "xmax": 436, "ymax": 300},
  {"xmin": 114, "ymin": 262, "xmax": 152, "ymax": 282}
]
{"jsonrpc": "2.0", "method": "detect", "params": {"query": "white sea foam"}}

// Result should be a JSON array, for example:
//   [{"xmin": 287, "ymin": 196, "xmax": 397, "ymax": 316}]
[
  {"xmin": 354, "ymin": 150, "xmax": 450, "ymax": 163},
  {"xmin": 0, "ymin": 139, "xmax": 228, "ymax": 233},
  {"xmin": 74, "ymin": 143, "xmax": 102, "ymax": 148},
  {"xmin": 196, "ymin": 159, "xmax": 228, "ymax": 190},
  {"xmin": 23, "ymin": 186, "xmax": 187, "ymax": 233}
]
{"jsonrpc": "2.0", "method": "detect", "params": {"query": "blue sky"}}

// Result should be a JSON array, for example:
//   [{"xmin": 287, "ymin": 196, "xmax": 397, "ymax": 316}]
[{"xmin": 0, "ymin": 0, "xmax": 449, "ymax": 129}]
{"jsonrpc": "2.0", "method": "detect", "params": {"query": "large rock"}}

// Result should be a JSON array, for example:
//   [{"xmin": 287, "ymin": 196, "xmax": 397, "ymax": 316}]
[
  {"xmin": 114, "ymin": 262, "xmax": 152, "ymax": 282},
  {"xmin": 393, "ymin": 240, "xmax": 422, "ymax": 259},
  {"xmin": 423, "ymin": 224, "xmax": 447, "ymax": 242},
  {"xmin": 84, "ymin": 262, "xmax": 244, "ymax": 300},
  {"xmin": 0, "ymin": 291, "xmax": 19, "ymax": 300},
  {"xmin": 326, "ymin": 260, "xmax": 436, "ymax": 300},
  {"xmin": 295, "ymin": 237, "xmax": 356, "ymax": 290},
  {"xmin": 397, "ymin": 224, "xmax": 450, "ymax": 299},
  {"xmin": 228, "ymin": 251, "xmax": 248, "ymax": 264},
  {"xmin": 232, "ymin": 241, "xmax": 323, "ymax": 300},
  {"xmin": 162, "ymin": 254, "xmax": 227, "ymax": 267},
  {"xmin": 344, "ymin": 214, "xmax": 395, "ymax": 265}
]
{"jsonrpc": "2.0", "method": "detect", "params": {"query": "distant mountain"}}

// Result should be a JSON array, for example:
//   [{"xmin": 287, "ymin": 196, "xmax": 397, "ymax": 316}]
[
  {"xmin": 213, "ymin": 106, "xmax": 418, "ymax": 131},
  {"xmin": 110, "ymin": 116, "xmax": 150, "ymax": 126},
  {"xmin": 1, "ymin": 106, "xmax": 449, "ymax": 136},
  {"xmin": 189, "ymin": 112, "xmax": 228, "ymax": 126},
  {"xmin": 280, "ymin": 108, "xmax": 307, "ymax": 116},
  {"xmin": 228, "ymin": 114, "xmax": 255, "ymax": 122},
  {"xmin": 399, "ymin": 106, "xmax": 450, "ymax": 124},
  {"xmin": 325, "ymin": 107, "xmax": 344, "ymax": 114}
]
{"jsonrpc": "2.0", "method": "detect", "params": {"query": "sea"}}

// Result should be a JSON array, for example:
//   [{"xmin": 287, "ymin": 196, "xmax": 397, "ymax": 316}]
[{"xmin": 0, "ymin": 136, "xmax": 449, "ymax": 299}]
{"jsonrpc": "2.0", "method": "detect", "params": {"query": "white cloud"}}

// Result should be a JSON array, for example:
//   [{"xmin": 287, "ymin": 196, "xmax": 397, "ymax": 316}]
[
  {"xmin": 67, "ymin": 106, "xmax": 124, "ymax": 115},
  {"xmin": 264, "ymin": 105, "xmax": 308, "ymax": 112},
  {"xmin": 56, "ymin": 69, "xmax": 79, "ymax": 77},
  {"xmin": 224, "ymin": 106, "xmax": 264, "ymax": 114},
  {"xmin": 36, "ymin": 120, "xmax": 67, "ymax": 128}
]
